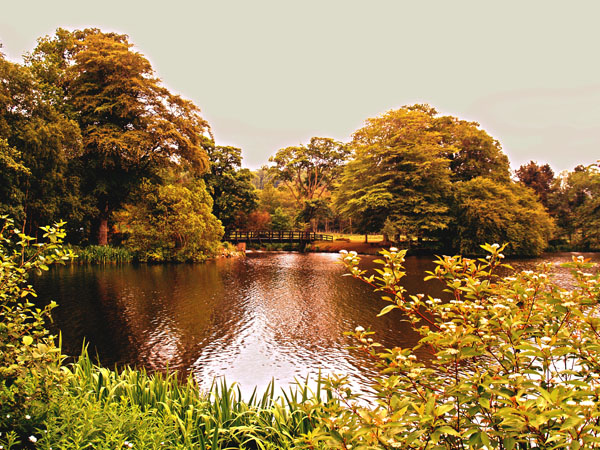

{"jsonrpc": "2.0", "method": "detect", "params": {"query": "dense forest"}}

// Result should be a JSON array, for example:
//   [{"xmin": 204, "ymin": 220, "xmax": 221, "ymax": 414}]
[{"xmin": 1, "ymin": 29, "xmax": 599, "ymax": 258}]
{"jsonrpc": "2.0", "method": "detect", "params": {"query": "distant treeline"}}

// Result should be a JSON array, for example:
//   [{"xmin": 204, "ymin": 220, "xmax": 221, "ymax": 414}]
[{"xmin": 1, "ymin": 29, "xmax": 598, "ymax": 259}]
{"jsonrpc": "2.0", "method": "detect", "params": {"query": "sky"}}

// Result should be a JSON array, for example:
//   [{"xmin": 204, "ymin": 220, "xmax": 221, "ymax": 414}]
[{"xmin": 1, "ymin": 0, "xmax": 598, "ymax": 173}]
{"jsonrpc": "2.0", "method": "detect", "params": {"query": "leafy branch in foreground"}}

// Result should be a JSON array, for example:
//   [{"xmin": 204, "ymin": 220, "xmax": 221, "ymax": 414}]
[
  {"xmin": 310, "ymin": 245, "xmax": 600, "ymax": 449},
  {"xmin": 0, "ymin": 216, "xmax": 75, "ymax": 445}
]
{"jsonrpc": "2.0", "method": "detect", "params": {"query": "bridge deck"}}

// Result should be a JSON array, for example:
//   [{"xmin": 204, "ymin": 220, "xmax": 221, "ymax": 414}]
[{"xmin": 224, "ymin": 230, "xmax": 333, "ymax": 243}]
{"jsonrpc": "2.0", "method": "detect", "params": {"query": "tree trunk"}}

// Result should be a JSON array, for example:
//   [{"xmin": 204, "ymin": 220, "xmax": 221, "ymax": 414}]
[
  {"xmin": 364, "ymin": 233, "xmax": 368, "ymax": 244},
  {"xmin": 98, "ymin": 201, "xmax": 109, "ymax": 246},
  {"xmin": 98, "ymin": 218, "xmax": 108, "ymax": 246}
]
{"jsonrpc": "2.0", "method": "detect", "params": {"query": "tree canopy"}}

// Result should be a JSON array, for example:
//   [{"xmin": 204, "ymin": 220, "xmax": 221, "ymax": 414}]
[
  {"xmin": 28, "ymin": 29, "xmax": 212, "ymax": 244},
  {"xmin": 0, "ymin": 50, "xmax": 82, "ymax": 235},
  {"xmin": 0, "ymin": 29, "xmax": 228, "ymax": 260},
  {"xmin": 269, "ymin": 137, "xmax": 349, "ymax": 206},
  {"xmin": 335, "ymin": 105, "xmax": 553, "ymax": 254},
  {"xmin": 203, "ymin": 144, "xmax": 258, "ymax": 230},
  {"xmin": 516, "ymin": 161, "xmax": 556, "ymax": 208},
  {"xmin": 449, "ymin": 177, "xmax": 555, "ymax": 256},
  {"xmin": 549, "ymin": 164, "xmax": 600, "ymax": 250},
  {"xmin": 115, "ymin": 171, "xmax": 223, "ymax": 262},
  {"xmin": 335, "ymin": 106, "xmax": 453, "ymax": 239}
]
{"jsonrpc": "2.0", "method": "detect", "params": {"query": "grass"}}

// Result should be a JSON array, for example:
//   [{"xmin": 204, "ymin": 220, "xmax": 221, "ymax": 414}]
[
  {"xmin": 23, "ymin": 350, "xmax": 335, "ymax": 450},
  {"xmin": 70, "ymin": 245, "xmax": 134, "ymax": 264}
]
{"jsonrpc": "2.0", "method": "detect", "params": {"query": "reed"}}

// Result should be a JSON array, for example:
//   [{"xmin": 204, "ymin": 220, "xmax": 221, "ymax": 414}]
[
  {"xmin": 70, "ymin": 245, "xmax": 134, "ymax": 264},
  {"xmin": 38, "ymin": 350, "xmax": 335, "ymax": 449}
]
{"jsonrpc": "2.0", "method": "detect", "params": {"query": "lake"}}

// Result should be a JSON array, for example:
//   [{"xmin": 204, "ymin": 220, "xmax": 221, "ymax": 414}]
[{"xmin": 33, "ymin": 251, "xmax": 600, "ymax": 397}]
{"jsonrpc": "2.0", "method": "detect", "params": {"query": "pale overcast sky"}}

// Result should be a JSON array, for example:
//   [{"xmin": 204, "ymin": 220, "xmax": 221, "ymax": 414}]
[{"xmin": 1, "ymin": 0, "xmax": 598, "ymax": 173}]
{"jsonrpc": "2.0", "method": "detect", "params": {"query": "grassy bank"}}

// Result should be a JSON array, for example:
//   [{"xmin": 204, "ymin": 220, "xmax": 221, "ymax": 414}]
[{"xmin": 7, "ymin": 351, "xmax": 331, "ymax": 450}]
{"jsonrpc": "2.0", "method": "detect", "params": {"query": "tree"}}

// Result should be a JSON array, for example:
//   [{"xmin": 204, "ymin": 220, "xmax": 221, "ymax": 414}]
[
  {"xmin": 335, "ymin": 106, "xmax": 452, "ymax": 241},
  {"xmin": 448, "ymin": 177, "xmax": 555, "ymax": 256},
  {"xmin": 297, "ymin": 199, "xmax": 333, "ymax": 232},
  {"xmin": 269, "ymin": 137, "xmax": 349, "ymax": 206},
  {"xmin": 29, "ymin": 29, "xmax": 211, "ymax": 245},
  {"xmin": 270, "ymin": 207, "xmax": 293, "ymax": 231},
  {"xmin": 251, "ymin": 165, "xmax": 274, "ymax": 190},
  {"xmin": 115, "ymin": 172, "xmax": 223, "ymax": 262},
  {"xmin": 435, "ymin": 114, "xmax": 510, "ymax": 182},
  {"xmin": 0, "ymin": 51, "xmax": 82, "ymax": 236},
  {"xmin": 0, "ymin": 138, "xmax": 29, "ymax": 220},
  {"xmin": 243, "ymin": 210, "xmax": 272, "ymax": 230},
  {"xmin": 549, "ymin": 164, "xmax": 600, "ymax": 250},
  {"xmin": 203, "ymin": 144, "xmax": 258, "ymax": 229},
  {"xmin": 516, "ymin": 161, "xmax": 555, "ymax": 208},
  {"xmin": 334, "ymin": 105, "xmax": 546, "ymax": 251}
]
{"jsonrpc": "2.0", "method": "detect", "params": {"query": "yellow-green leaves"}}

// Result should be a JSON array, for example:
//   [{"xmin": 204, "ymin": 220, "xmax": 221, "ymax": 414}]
[{"xmin": 333, "ymin": 245, "xmax": 600, "ymax": 449}]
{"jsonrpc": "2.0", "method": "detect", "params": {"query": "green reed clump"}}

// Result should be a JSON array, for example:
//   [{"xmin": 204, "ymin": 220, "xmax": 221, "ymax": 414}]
[
  {"xmin": 27, "ymin": 350, "xmax": 335, "ymax": 450},
  {"xmin": 72, "ymin": 245, "xmax": 134, "ymax": 264}
]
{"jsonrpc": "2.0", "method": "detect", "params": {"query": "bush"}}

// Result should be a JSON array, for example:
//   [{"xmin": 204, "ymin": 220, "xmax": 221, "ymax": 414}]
[
  {"xmin": 0, "ymin": 216, "xmax": 75, "ymax": 446},
  {"xmin": 311, "ymin": 245, "xmax": 600, "ymax": 449},
  {"xmin": 115, "ymin": 178, "xmax": 223, "ymax": 262}
]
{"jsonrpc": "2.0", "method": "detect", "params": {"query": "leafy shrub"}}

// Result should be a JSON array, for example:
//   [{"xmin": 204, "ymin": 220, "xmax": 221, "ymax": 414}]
[
  {"xmin": 309, "ymin": 245, "xmax": 600, "ymax": 449},
  {"xmin": 0, "ymin": 216, "xmax": 74, "ymax": 446},
  {"xmin": 115, "ymin": 178, "xmax": 223, "ymax": 262}
]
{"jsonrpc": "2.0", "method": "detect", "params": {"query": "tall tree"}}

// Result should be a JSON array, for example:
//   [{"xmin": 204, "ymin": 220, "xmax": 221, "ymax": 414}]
[
  {"xmin": 269, "ymin": 137, "xmax": 349, "ymax": 206},
  {"xmin": 29, "ymin": 29, "xmax": 211, "ymax": 244},
  {"xmin": 335, "ymin": 106, "xmax": 453, "ymax": 241},
  {"xmin": 203, "ymin": 144, "xmax": 258, "ymax": 230},
  {"xmin": 0, "ymin": 50, "xmax": 82, "ymax": 234},
  {"xmin": 516, "ymin": 161, "xmax": 555, "ymax": 208}
]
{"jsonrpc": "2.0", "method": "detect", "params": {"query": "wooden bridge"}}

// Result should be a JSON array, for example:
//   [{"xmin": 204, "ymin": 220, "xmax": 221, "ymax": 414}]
[{"xmin": 224, "ymin": 230, "xmax": 333, "ymax": 244}]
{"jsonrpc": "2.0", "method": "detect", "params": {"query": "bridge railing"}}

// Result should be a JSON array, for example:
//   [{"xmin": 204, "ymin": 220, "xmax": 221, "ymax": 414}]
[{"xmin": 224, "ymin": 230, "xmax": 333, "ymax": 242}]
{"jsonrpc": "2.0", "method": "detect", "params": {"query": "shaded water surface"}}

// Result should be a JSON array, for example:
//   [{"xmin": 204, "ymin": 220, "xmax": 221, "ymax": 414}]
[{"xmin": 34, "ymin": 252, "xmax": 600, "ymax": 395}]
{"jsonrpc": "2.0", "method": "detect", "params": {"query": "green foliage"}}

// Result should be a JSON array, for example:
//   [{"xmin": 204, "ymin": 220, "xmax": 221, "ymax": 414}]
[
  {"xmin": 436, "ymin": 114, "xmax": 510, "ymax": 182},
  {"xmin": 336, "ymin": 105, "xmax": 551, "ymax": 254},
  {"xmin": 271, "ymin": 207, "xmax": 293, "ymax": 231},
  {"xmin": 335, "ymin": 106, "xmax": 452, "ymax": 238},
  {"xmin": 27, "ymin": 28, "xmax": 211, "ymax": 245},
  {"xmin": 270, "ymin": 137, "xmax": 349, "ymax": 206},
  {"xmin": 297, "ymin": 199, "xmax": 332, "ymax": 232},
  {"xmin": 0, "ymin": 216, "xmax": 75, "ymax": 444},
  {"xmin": 71, "ymin": 245, "xmax": 134, "ymax": 264},
  {"xmin": 204, "ymin": 144, "xmax": 259, "ymax": 230},
  {"xmin": 516, "ymin": 161, "xmax": 556, "ymax": 208},
  {"xmin": 0, "ymin": 51, "xmax": 82, "ymax": 235},
  {"xmin": 449, "ymin": 177, "xmax": 555, "ymax": 256},
  {"xmin": 23, "ymin": 351, "xmax": 333, "ymax": 450},
  {"xmin": 0, "ymin": 138, "xmax": 29, "ymax": 220},
  {"xmin": 116, "ymin": 175, "xmax": 224, "ymax": 262},
  {"xmin": 321, "ymin": 245, "xmax": 600, "ymax": 449},
  {"xmin": 549, "ymin": 163, "xmax": 600, "ymax": 251}
]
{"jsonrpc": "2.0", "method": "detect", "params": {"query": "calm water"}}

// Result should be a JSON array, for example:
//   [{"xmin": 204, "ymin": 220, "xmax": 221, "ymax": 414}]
[{"xmin": 33, "ymin": 251, "xmax": 600, "ymax": 396}]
